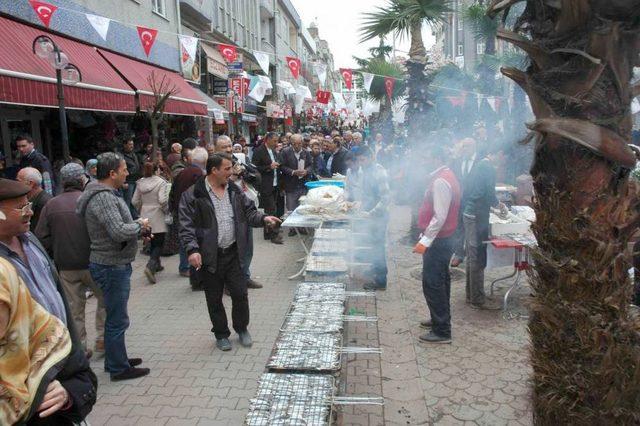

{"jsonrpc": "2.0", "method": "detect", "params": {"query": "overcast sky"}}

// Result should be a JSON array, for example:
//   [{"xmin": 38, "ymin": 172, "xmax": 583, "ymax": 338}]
[{"xmin": 290, "ymin": 0, "xmax": 436, "ymax": 69}]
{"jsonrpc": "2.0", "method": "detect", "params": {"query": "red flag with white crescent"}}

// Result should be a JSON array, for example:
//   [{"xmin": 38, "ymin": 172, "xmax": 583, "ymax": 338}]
[
  {"xmin": 136, "ymin": 26, "xmax": 158, "ymax": 57},
  {"xmin": 340, "ymin": 68, "xmax": 353, "ymax": 90},
  {"xmin": 316, "ymin": 90, "xmax": 331, "ymax": 105},
  {"xmin": 286, "ymin": 57, "xmax": 301, "ymax": 80},
  {"xmin": 218, "ymin": 44, "xmax": 238, "ymax": 63},
  {"xmin": 384, "ymin": 77, "xmax": 395, "ymax": 100},
  {"xmin": 29, "ymin": 0, "xmax": 58, "ymax": 28}
]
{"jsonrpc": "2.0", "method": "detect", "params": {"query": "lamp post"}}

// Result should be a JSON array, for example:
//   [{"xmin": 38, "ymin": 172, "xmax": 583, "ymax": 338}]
[{"xmin": 32, "ymin": 35, "xmax": 82, "ymax": 161}]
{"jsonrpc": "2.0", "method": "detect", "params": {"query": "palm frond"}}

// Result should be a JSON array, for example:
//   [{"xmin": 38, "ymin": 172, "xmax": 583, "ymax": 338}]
[
  {"xmin": 360, "ymin": 0, "xmax": 451, "ymax": 43},
  {"xmin": 462, "ymin": 4, "xmax": 499, "ymax": 42}
]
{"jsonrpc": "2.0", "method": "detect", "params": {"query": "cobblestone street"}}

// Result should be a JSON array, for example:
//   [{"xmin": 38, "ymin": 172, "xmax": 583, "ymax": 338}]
[{"xmin": 86, "ymin": 206, "xmax": 533, "ymax": 425}]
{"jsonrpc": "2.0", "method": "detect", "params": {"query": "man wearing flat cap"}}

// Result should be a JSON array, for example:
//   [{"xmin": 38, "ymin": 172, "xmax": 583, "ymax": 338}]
[
  {"xmin": 0, "ymin": 177, "xmax": 97, "ymax": 419},
  {"xmin": 36, "ymin": 163, "xmax": 106, "ymax": 359}
]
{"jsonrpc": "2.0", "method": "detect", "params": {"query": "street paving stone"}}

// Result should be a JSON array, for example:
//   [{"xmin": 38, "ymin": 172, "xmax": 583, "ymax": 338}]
[
  {"xmin": 85, "ymin": 228, "xmax": 303, "ymax": 425},
  {"xmin": 85, "ymin": 205, "xmax": 532, "ymax": 425}
]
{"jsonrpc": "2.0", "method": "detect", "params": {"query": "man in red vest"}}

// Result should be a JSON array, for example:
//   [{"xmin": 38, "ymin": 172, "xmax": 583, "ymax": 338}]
[{"xmin": 413, "ymin": 145, "xmax": 461, "ymax": 344}]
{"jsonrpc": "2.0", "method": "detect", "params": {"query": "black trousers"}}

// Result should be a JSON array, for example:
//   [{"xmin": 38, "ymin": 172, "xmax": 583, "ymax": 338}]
[
  {"xmin": 199, "ymin": 247, "xmax": 249, "ymax": 339},
  {"xmin": 261, "ymin": 190, "xmax": 279, "ymax": 240},
  {"xmin": 147, "ymin": 232, "xmax": 166, "ymax": 271},
  {"xmin": 422, "ymin": 236, "xmax": 454, "ymax": 338}
]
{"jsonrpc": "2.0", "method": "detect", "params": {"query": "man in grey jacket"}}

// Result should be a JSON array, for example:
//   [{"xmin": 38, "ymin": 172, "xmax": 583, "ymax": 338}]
[
  {"xmin": 179, "ymin": 153, "xmax": 280, "ymax": 351},
  {"xmin": 77, "ymin": 152, "xmax": 152, "ymax": 381}
]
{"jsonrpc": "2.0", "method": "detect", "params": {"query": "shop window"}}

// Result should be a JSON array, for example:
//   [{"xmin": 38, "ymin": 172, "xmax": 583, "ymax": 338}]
[
  {"xmin": 457, "ymin": 44, "xmax": 464, "ymax": 56},
  {"xmin": 152, "ymin": 0, "xmax": 166, "ymax": 17},
  {"xmin": 476, "ymin": 41, "xmax": 485, "ymax": 55}
]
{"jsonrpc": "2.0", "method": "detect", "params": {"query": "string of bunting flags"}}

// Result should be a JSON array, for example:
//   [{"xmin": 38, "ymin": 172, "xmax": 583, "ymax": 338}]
[{"xmin": 26, "ymin": 0, "xmax": 510, "ymax": 114}]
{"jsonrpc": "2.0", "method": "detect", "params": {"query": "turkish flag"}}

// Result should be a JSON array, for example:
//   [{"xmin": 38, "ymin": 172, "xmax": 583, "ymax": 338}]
[
  {"xmin": 243, "ymin": 78, "xmax": 251, "ymax": 97},
  {"xmin": 340, "ymin": 68, "xmax": 353, "ymax": 90},
  {"xmin": 29, "ymin": 0, "xmax": 58, "ymax": 28},
  {"xmin": 136, "ymin": 26, "xmax": 158, "ymax": 57},
  {"xmin": 218, "ymin": 44, "xmax": 238, "ymax": 63},
  {"xmin": 384, "ymin": 77, "xmax": 395, "ymax": 100},
  {"xmin": 286, "ymin": 57, "xmax": 301, "ymax": 80},
  {"xmin": 316, "ymin": 90, "xmax": 331, "ymax": 104}
]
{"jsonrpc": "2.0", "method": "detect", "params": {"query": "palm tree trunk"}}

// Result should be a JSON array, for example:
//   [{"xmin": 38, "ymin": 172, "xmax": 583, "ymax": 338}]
[{"xmin": 495, "ymin": 1, "xmax": 640, "ymax": 423}]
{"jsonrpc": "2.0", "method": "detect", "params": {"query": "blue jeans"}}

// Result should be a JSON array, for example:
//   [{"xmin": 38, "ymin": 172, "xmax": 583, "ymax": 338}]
[
  {"xmin": 243, "ymin": 229, "xmax": 253, "ymax": 280},
  {"xmin": 178, "ymin": 243, "xmax": 190, "ymax": 273},
  {"xmin": 89, "ymin": 263, "xmax": 132, "ymax": 375}
]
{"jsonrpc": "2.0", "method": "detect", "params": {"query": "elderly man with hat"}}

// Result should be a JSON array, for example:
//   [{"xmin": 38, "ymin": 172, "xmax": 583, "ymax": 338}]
[
  {"xmin": 0, "ymin": 177, "xmax": 98, "ymax": 417},
  {"xmin": 35, "ymin": 163, "xmax": 106, "ymax": 358}
]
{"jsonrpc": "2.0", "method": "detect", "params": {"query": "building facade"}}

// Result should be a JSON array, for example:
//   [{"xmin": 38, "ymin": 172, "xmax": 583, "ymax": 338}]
[{"xmin": 439, "ymin": 0, "xmax": 484, "ymax": 72}]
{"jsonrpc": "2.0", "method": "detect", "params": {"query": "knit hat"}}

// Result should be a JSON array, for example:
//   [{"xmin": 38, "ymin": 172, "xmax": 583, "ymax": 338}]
[{"xmin": 60, "ymin": 163, "xmax": 86, "ymax": 186}]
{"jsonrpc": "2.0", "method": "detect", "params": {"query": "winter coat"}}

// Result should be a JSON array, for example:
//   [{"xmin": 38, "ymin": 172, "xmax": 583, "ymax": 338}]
[
  {"xmin": 34, "ymin": 189, "xmax": 91, "ymax": 271},
  {"xmin": 76, "ymin": 181, "xmax": 141, "ymax": 266},
  {"xmin": 132, "ymin": 175, "xmax": 170, "ymax": 234},
  {"xmin": 178, "ymin": 176, "xmax": 265, "ymax": 274}
]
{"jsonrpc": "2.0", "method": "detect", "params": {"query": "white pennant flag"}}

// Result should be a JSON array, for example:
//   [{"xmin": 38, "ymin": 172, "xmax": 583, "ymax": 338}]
[
  {"xmin": 633, "ymin": 98, "xmax": 640, "ymax": 115},
  {"xmin": 86, "ymin": 14, "xmax": 111, "ymax": 41},
  {"xmin": 361, "ymin": 72, "xmax": 374, "ymax": 93},
  {"xmin": 332, "ymin": 92, "xmax": 346, "ymax": 109},
  {"xmin": 314, "ymin": 63, "xmax": 327, "ymax": 86},
  {"xmin": 179, "ymin": 35, "xmax": 199, "ymax": 60},
  {"xmin": 487, "ymin": 96, "xmax": 497, "ymax": 112},
  {"xmin": 253, "ymin": 50, "xmax": 270, "ymax": 75},
  {"xmin": 249, "ymin": 84, "xmax": 267, "ymax": 103}
]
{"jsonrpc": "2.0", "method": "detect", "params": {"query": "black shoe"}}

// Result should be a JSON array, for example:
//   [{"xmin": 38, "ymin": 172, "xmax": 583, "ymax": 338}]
[
  {"xmin": 271, "ymin": 235, "xmax": 284, "ymax": 245},
  {"xmin": 216, "ymin": 338, "xmax": 232, "ymax": 351},
  {"xmin": 470, "ymin": 300, "xmax": 502, "ymax": 311},
  {"xmin": 288, "ymin": 229, "xmax": 297, "ymax": 237},
  {"xmin": 419, "ymin": 320, "xmax": 432, "ymax": 329},
  {"xmin": 129, "ymin": 358, "xmax": 143, "ymax": 367},
  {"xmin": 111, "ymin": 367, "xmax": 150, "ymax": 381},
  {"xmin": 247, "ymin": 279, "xmax": 263, "ymax": 289},
  {"xmin": 238, "ymin": 331, "xmax": 253, "ymax": 347},
  {"xmin": 418, "ymin": 331, "xmax": 451, "ymax": 344},
  {"xmin": 144, "ymin": 267, "xmax": 156, "ymax": 284}
]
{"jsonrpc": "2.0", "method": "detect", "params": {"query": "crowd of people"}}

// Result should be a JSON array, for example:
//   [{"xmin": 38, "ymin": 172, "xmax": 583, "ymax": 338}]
[{"xmin": 0, "ymin": 123, "xmax": 532, "ymax": 423}]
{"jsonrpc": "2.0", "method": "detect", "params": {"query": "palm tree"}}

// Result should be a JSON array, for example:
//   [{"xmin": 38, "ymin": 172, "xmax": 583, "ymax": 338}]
[
  {"xmin": 490, "ymin": 1, "xmax": 640, "ymax": 423},
  {"xmin": 368, "ymin": 37, "xmax": 393, "ymax": 60},
  {"xmin": 360, "ymin": 0, "xmax": 450, "ymax": 147}
]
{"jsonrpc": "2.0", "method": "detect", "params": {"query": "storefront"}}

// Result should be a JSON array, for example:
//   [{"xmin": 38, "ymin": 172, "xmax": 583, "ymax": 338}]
[{"xmin": 0, "ymin": 15, "xmax": 207, "ymax": 164}]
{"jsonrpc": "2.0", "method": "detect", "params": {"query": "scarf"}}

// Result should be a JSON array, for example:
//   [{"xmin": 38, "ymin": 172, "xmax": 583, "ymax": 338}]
[{"xmin": 0, "ymin": 257, "xmax": 71, "ymax": 424}]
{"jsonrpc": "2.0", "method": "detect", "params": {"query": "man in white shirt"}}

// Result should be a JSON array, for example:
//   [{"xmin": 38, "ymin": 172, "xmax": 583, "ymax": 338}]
[
  {"xmin": 451, "ymin": 137, "xmax": 477, "ymax": 267},
  {"xmin": 414, "ymin": 146, "xmax": 462, "ymax": 343}
]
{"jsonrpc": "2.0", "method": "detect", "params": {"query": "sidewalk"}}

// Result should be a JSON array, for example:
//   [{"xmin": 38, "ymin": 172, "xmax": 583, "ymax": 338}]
[
  {"xmin": 86, "ymin": 229, "xmax": 305, "ymax": 425},
  {"xmin": 85, "ymin": 206, "xmax": 533, "ymax": 425},
  {"xmin": 377, "ymin": 206, "xmax": 532, "ymax": 425}
]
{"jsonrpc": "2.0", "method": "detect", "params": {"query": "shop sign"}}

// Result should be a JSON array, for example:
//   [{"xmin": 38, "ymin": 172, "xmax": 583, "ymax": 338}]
[
  {"xmin": 229, "ymin": 77, "xmax": 245, "ymax": 114},
  {"xmin": 212, "ymin": 78, "xmax": 228, "ymax": 96},
  {"xmin": 244, "ymin": 97, "xmax": 258, "ymax": 114},
  {"xmin": 227, "ymin": 54, "xmax": 244, "ymax": 74},
  {"xmin": 207, "ymin": 57, "xmax": 229, "ymax": 80},
  {"xmin": 242, "ymin": 113, "xmax": 257, "ymax": 123},
  {"xmin": 214, "ymin": 96, "xmax": 227, "ymax": 108}
]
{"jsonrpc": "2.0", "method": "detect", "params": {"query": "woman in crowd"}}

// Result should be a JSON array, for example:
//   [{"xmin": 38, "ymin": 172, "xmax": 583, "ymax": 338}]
[
  {"xmin": 0, "ymin": 257, "xmax": 97, "ymax": 425},
  {"xmin": 132, "ymin": 162, "xmax": 170, "ymax": 284}
]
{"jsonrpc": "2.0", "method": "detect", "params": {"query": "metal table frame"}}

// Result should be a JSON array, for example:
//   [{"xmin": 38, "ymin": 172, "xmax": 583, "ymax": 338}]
[{"xmin": 488, "ymin": 238, "xmax": 531, "ymax": 311}]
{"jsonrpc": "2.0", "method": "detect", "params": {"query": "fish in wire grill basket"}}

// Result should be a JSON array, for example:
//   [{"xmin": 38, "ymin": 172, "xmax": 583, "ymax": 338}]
[
  {"xmin": 311, "ymin": 239, "xmax": 348, "ymax": 255},
  {"xmin": 283, "ymin": 303, "xmax": 344, "ymax": 334},
  {"xmin": 268, "ymin": 332, "xmax": 341, "ymax": 371},
  {"xmin": 305, "ymin": 256, "xmax": 348, "ymax": 273},
  {"xmin": 246, "ymin": 373, "xmax": 334, "ymax": 426},
  {"xmin": 314, "ymin": 228, "xmax": 348, "ymax": 240},
  {"xmin": 293, "ymin": 283, "xmax": 346, "ymax": 305}
]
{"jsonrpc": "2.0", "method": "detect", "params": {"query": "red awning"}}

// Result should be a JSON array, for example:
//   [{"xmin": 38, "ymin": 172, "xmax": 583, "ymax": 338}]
[
  {"xmin": 0, "ymin": 16, "xmax": 136, "ymax": 113},
  {"xmin": 99, "ymin": 50, "xmax": 208, "ymax": 116}
]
